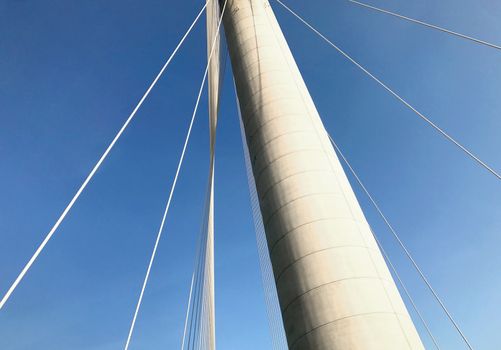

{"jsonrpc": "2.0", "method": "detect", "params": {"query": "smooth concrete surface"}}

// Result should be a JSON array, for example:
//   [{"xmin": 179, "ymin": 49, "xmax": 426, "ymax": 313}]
[{"xmin": 222, "ymin": 0, "xmax": 425, "ymax": 349}]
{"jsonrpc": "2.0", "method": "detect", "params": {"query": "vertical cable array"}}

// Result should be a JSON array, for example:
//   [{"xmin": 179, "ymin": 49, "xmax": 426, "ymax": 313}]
[
  {"xmin": 236, "ymin": 88, "xmax": 288, "ymax": 350},
  {"xmin": 181, "ymin": 1, "xmax": 228, "ymax": 349},
  {"xmin": 184, "ymin": 179, "xmax": 213, "ymax": 350}
]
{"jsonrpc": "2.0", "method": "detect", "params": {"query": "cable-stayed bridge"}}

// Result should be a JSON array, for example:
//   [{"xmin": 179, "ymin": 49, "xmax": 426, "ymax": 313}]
[{"xmin": 1, "ymin": 0, "xmax": 500, "ymax": 349}]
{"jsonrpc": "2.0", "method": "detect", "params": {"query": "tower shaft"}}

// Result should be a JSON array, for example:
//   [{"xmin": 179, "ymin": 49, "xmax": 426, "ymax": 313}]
[{"xmin": 222, "ymin": 1, "xmax": 425, "ymax": 348}]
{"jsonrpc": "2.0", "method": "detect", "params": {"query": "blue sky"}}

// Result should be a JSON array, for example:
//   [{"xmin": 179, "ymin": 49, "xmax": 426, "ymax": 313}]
[{"xmin": 1, "ymin": 0, "xmax": 500, "ymax": 349}]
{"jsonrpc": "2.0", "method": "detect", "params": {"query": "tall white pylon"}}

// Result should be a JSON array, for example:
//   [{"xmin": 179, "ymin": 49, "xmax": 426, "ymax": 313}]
[
  {"xmin": 222, "ymin": 0, "xmax": 425, "ymax": 348},
  {"xmin": 201, "ymin": 0, "xmax": 226, "ymax": 348}
]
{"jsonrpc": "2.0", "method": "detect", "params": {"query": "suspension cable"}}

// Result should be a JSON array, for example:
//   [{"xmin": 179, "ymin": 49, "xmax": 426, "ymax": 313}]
[
  {"xmin": 370, "ymin": 227, "xmax": 441, "ymax": 349},
  {"xmin": 186, "ymin": 192, "xmax": 211, "ymax": 350},
  {"xmin": 237, "ymin": 89, "xmax": 288, "ymax": 350},
  {"xmin": 181, "ymin": 274, "xmax": 196, "ymax": 349},
  {"xmin": 182, "ymin": 161, "xmax": 215, "ymax": 350},
  {"xmin": 348, "ymin": 0, "xmax": 501, "ymax": 51},
  {"xmin": 0, "ymin": 2, "xmax": 208, "ymax": 312},
  {"xmin": 123, "ymin": 2, "xmax": 227, "ymax": 347},
  {"xmin": 180, "ymin": 2, "xmax": 229, "ymax": 349},
  {"xmin": 123, "ymin": 46, "xmax": 205, "ymax": 350},
  {"xmin": 328, "ymin": 133, "xmax": 474, "ymax": 349},
  {"xmin": 274, "ymin": 0, "xmax": 501, "ymax": 182},
  {"xmin": 183, "ymin": 153, "xmax": 215, "ymax": 350}
]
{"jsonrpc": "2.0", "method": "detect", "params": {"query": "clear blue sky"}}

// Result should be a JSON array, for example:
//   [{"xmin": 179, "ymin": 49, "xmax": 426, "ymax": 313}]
[{"xmin": 1, "ymin": 0, "xmax": 500, "ymax": 349}]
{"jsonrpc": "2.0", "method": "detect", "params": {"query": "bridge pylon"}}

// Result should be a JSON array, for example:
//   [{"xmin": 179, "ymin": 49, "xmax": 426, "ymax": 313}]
[{"xmin": 222, "ymin": 1, "xmax": 425, "ymax": 348}]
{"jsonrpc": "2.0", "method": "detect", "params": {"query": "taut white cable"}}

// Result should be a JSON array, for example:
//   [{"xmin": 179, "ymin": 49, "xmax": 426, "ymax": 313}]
[
  {"xmin": 123, "ymin": 60, "xmax": 206, "ymax": 350},
  {"xmin": 236, "ymin": 84, "xmax": 288, "ymax": 350},
  {"xmin": 370, "ymin": 227, "xmax": 441, "ymax": 350},
  {"xmin": 328, "ymin": 134, "xmax": 474, "ymax": 350},
  {"xmin": 185, "ymin": 204, "xmax": 210, "ymax": 350},
  {"xmin": 183, "ymin": 176, "xmax": 213, "ymax": 350},
  {"xmin": 274, "ymin": 0, "xmax": 501, "ymax": 182},
  {"xmin": 181, "ymin": 274, "xmax": 196, "ymax": 350},
  {"xmin": 123, "ymin": 1, "xmax": 226, "ymax": 345},
  {"xmin": 180, "ymin": 1, "xmax": 228, "ymax": 349},
  {"xmin": 0, "ymin": 2, "xmax": 208, "ymax": 312},
  {"xmin": 349, "ymin": 0, "xmax": 501, "ymax": 51}
]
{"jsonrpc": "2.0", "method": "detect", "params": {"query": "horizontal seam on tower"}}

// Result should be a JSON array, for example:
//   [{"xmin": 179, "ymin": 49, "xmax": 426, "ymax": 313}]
[
  {"xmin": 232, "ymin": 33, "xmax": 281, "ymax": 57},
  {"xmin": 229, "ymin": 44, "xmax": 282, "ymax": 72},
  {"xmin": 234, "ymin": 57, "xmax": 287, "ymax": 80},
  {"xmin": 263, "ymin": 191, "xmax": 344, "ymax": 227},
  {"xmin": 239, "ymin": 83, "xmax": 297, "ymax": 112},
  {"xmin": 225, "ymin": 21, "xmax": 269, "ymax": 41},
  {"xmin": 250, "ymin": 130, "xmax": 320, "ymax": 166},
  {"xmin": 230, "ymin": 4, "xmax": 268, "ymax": 17},
  {"xmin": 232, "ymin": 40, "xmax": 275, "ymax": 64},
  {"xmin": 269, "ymin": 217, "xmax": 367, "ymax": 256},
  {"xmin": 242, "ymin": 97, "xmax": 299, "ymax": 124},
  {"xmin": 246, "ymin": 112, "xmax": 306, "ymax": 141},
  {"xmin": 230, "ymin": 44, "xmax": 273, "ymax": 66},
  {"xmin": 274, "ymin": 245, "xmax": 373, "ymax": 283},
  {"xmin": 247, "ymin": 72, "xmax": 293, "ymax": 90},
  {"xmin": 237, "ymin": 65, "xmax": 290, "ymax": 85},
  {"xmin": 281, "ymin": 277, "xmax": 391, "ymax": 316},
  {"xmin": 255, "ymin": 148, "xmax": 324, "ymax": 184},
  {"xmin": 289, "ymin": 311, "xmax": 409, "ymax": 349},
  {"xmin": 231, "ymin": 15, "xmax": 268, "ymax": 30},
  {"xmin": 239, "ymin": 69, "xmax": 295, "ymax": 97},
  {"xmin": 244, "ymin": 81, "xmax": 294, "ymax": 97},
  {"xmin": 259, "ymin": 169, "xmax": 333, "ymax": 204},
  {"xmin": 239, "ymin": 43, "xmax": 280, "ymax": 64}
]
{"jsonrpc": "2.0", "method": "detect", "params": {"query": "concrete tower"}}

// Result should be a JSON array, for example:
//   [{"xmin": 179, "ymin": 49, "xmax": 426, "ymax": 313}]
[{"xmin": 222, "ymin": 0, "xmax": 425, "ymax": 348}]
